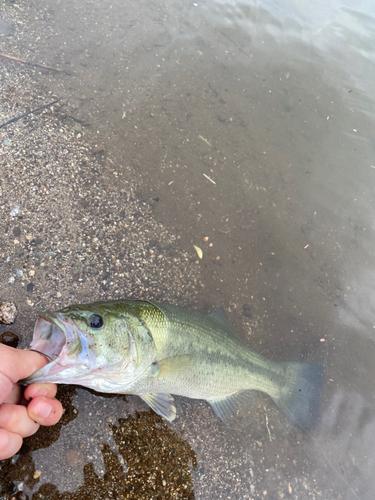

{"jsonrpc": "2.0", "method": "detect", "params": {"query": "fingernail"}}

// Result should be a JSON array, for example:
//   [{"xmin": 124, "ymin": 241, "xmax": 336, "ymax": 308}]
[
  {"xmin": 34, "ymin": 399, "xmax": 52, "ymax": 419},
  {"xmin": 30, "ymin": 388, "xmax": 48, "ymax": 398}
]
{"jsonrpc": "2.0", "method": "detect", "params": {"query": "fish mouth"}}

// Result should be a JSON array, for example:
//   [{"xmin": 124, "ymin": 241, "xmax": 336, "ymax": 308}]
[
  {"xmin": 29, "ymin": 314, "xmax": 68, "ymax": 361},
  {"xmin": 20, "ymin": 313, "xmax": 82, "ymax": 385}
]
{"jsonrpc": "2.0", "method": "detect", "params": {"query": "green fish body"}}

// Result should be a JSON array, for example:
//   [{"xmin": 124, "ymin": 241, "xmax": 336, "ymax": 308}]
[{"xmin": 22, "ymin": 300, "xmax": 324, "ymax": 430}]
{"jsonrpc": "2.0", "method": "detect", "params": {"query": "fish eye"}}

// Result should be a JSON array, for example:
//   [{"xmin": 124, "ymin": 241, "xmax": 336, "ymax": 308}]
[{"xmin": 88, "ymin": 314, "xmax": 104, "ymax": 329}]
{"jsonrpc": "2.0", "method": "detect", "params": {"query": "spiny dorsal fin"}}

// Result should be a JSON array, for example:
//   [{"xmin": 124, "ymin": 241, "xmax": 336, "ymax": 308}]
[{"xmin": 208, "ymin": 306, "xmax": 230, "ymax": 327}]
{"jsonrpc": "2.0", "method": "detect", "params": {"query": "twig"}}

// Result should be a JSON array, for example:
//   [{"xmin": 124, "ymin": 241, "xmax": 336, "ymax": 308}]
[
  {"xmin": 0, "ymin": 52, "xmax": 63, "ymax": 72},
  {"xmin": 203, "ymin": 173, "xmax": 216, "ymax": 184},
  {"xmin": 198, "ymin": 135, "xmax": 212, "ymax": 147},
  {"xmin": 0, "ymin": 99, "xmax": 59, "ymax": 130},
  {"xmin": 265, "ymin": 414, "xmax": 272, "ymax": 441},
  {"xmin": 218, "ymin": 31, "xmax": 250, "ymax": 57}
]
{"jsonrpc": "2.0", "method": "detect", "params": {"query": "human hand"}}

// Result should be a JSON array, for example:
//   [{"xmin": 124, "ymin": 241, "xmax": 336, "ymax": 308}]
[{"xmin": 0, "ymin": 344, "xmax": 63, "ymax": 460}]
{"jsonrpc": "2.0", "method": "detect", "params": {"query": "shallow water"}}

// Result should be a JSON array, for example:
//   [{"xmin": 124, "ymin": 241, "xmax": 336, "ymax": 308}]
[{"xmin": 2, "ymin": 0, "xmax": 375, "ymax": 498}]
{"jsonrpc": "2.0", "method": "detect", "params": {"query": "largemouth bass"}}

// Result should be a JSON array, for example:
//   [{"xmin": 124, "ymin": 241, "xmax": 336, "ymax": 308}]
[{"xmin": 22, "ymin": 300, "xmax": 324, "ymax": 430}]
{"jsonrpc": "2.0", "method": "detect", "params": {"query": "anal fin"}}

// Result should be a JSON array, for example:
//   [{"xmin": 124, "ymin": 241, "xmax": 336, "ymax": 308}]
[
  {"xmin": 208, "ymin": 390, "xmax": 255, "ymax": 424},
  {"xmin": 140, "ymin": 393, "xmax": 176, "ymax": 422}
]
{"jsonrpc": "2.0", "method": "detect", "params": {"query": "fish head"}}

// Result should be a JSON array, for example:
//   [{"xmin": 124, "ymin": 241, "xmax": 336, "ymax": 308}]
[{"xmin": 21, "ymin": 301, "xmax": 157, "ymax": 392}]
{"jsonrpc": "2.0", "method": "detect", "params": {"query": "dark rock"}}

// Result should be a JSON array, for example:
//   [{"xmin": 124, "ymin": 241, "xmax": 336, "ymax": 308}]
[
  {"xmin": 0, "ymin": 331, "xmax": 19, "ymax": 348},
  {"xmin": 27, "ymin": 282, "xmax": 35, "ymax": 293},
  {"xmin": 242, "ymin": 303, "xmax": 253, "ymax": 318},
  {"xmin": 13, "ymin": 226, "xmax": 21, "ymax": 236}
]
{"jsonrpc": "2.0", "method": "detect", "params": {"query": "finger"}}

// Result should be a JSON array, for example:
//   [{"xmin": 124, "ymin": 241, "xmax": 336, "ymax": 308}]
[
  {"xmin": 3, "ymin": 384, "xmax": 23, "ymax": 405},
  {"xmin": 0, "ymin": 371, "xmax": 15, "ymax": 404},
  {"xmin": 0, "ymin": 428, "xmax": 23, "ymax": 460},
  {"xmin": 27, "ymin": 396, "xmax": 63, "ymax": 426},
  {"xmin": 0, "ymin": 404, "xmax": 39, "ymax": 438},
  {"xmin": 0, "ymin": 344, "xmax": 49, "ymax": 384},
  {"xmin": 24, "ymin": 383, "xmax": 58, "ymax": 401}
]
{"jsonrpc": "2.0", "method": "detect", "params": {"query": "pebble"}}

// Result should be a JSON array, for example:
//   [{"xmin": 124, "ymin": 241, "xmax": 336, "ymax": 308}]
[
  {"xmin": 3, "ymin": 139, "xmax": 12, "ymax": 147},
  {"xmin": 0, "ymin": 331, "xmax": 19, "ymax": 348},
  {"xmin": 0, "ymin": 302, "xmax": 18, "ymax": 325},
  {"xmin": 8, "ymin": 276, "xmax": 15, "ymax": 285},
  {"xmin": 15, "ymin": 269, "xmax": 24, "ymax": 278},
  {"xmin": 13, "ymin": 226, "xmax": 21, "ymax": 236},
  {"xmin": 10, "ymin": 205, "xmax": 20, "ymax": 217}
]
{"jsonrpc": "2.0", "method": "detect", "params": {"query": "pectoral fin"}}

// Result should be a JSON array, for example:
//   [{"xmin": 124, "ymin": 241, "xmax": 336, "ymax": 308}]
[{"xmin": 140, "ymin": 393, "xmax": 176, "ymax": 421}]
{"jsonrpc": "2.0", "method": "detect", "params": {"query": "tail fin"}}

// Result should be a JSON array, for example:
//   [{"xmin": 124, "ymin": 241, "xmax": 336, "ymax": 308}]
[{"xmin": 273, "ymin": 362, "xmax": 325, "ymax": 432}]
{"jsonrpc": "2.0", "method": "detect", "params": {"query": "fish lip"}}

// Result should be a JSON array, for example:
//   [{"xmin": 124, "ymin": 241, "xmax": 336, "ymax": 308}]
[{"xmin": 21, "ymin": 313, "xmax": 82, "ymax": 385}]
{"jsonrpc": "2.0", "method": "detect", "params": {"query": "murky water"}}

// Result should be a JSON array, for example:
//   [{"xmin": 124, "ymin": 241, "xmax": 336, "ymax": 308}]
[{"xmin": 2, "ymin": 0, "xmax": 375, "ymax": 498}]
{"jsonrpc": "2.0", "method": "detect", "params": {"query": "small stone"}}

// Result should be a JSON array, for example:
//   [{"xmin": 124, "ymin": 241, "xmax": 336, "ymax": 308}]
[
  {"xmin": 46, "ymin": 251, "xmax": 57, "ymax": 258},
  {"xmin": 33, "ymin": 470, "xmax": 42, "ymax": 479},
  {"xmin": 0, "ymin": 331, "xmax": 19, "ymax": 348},
  {"xmin": 35, "ymin": 251, "xmax": 44, "ymax": 259},
  {"xmin": 203, "ymin": 236, "xmax": 209, "ymax": 242},
  {"xmin": 56, "ymin": 292, "xmax": 62, "ymax": 298},
  {"xmin": 29, "ymin": 270, "xmax": 35, "ymax": 276},
  {"xmin": 8, "ymin": 276, "xmax": 15, "ymax": 285},
  {"xmin": 0, "ymin": 302, "xmax": 18, "ymax": 325},
  {"xmin": 27, "ymin": 283, "xmax": 35, "ymax": 293},
  {"xmin": 10, "ymin": 206, "xmax": 20, "ymax": 217},
  {"xmin": 93, "ymin": 145, "xmax": 105, "ymax": 154},
  {"xmin": 3, "ymin": 139, "xmax": 12, "ymax": 147},
  {"xmin": 13, "ymin": 226, "xmax": 21, "ymax": 236},
  {"xmin": 15, "ymin": 269, "xmax": 24, "ymax": 278},
  {"xmin": 334, "ymin": 289, "xmax": 341, "ymax": 297}
]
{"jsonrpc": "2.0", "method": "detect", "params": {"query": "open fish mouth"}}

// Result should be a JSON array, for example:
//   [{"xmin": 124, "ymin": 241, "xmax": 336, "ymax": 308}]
[
  {"xmin": 29, "ymin": 315, "xmax": 67, "ymax": 361},
  {"xmin": 20, "ymin": 314, "xmax": 83, "ymax": 385}
]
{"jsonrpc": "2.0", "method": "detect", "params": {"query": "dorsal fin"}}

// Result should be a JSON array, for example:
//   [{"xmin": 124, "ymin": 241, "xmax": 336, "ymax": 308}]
[{"xmin": 208, "ymin": 306, "xmax": 230, "ymax": 327}]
